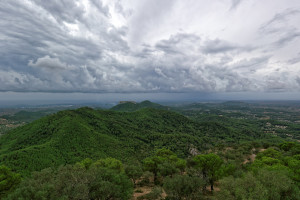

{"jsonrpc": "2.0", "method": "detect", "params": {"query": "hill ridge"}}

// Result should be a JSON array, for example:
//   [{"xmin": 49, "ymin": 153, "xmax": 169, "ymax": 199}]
[
  {"xmin": 110, "ymin": 100, "xmax": 167, "ymax": 112},
  {"xmin": 0, "ymin": 107, "xmax": 269, "ymax": 175}
]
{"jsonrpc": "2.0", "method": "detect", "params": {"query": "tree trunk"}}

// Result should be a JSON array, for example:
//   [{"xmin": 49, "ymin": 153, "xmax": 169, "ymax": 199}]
[
  {"xmin": 154, "ymin": 171, "xmax": 158, "ymax": 184},
  {"xmin": 210, "ymin": 180, "xmax": 214, "ymax": 191},
  {"xmin": 202, "ymin": 171, "xmax": 207, "ymax": 192}
]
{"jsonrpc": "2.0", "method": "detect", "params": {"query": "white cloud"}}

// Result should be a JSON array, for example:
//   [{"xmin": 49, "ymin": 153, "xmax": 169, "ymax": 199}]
[
  {"xmin": 28, "ymin": 55, "xmax": 69, "ymax": 70},
  {"xmin": 0, "ymin": 0, "xmax": 300, "ymax": 95}
]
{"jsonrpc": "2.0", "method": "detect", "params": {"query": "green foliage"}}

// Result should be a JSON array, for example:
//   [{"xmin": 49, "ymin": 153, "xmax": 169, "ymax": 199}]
[
  {"xmin": 280, "ymin": 142, "xmax": 297, "ymax": 151},
  {"xmin": 217, "ymin": 172, "xmax": 268, "ymax": 200},
  {"xmin": 6, "ymin": 164, "xmax": 133, "ymax": 200},
  {"xmin": 125, "ymin": 163, "xmax": 143, "ymax": 186},
  {"xmin": 217, "ymin": 169, "xmax": 300, "ymax": 200},
  {"xmin": 0, "ymin": 166, "xmax": 21, "ymax": 199},
  {"xmin": 192, "ymin": 153, "xmax": 223, "ymax": 191},
  {"xmin": 143, "ymin": 148, "xmax": 186, "ymax": 184},
  {"xmin": 88, "ymin": 167, "xmax": 133, "ymax": 200},
  {"xmin": 280, "ymin": 142, "xmax": 300, "ymax": 155},
  {"xmin": 91, "ymin": 157, "xmax": 124, "ymax": 172},
  {"xmin": 256, "ymin": 148, "xmax": 282, "ymax": 160},
  {"xmin": 0, "ymin": 107, "xmax": 257, "ymax": 175},
  {"xmin": 1, "ymin": 101, "xmax": 300, "ymax": 199},
  {"xmin": 75, "ymin": 158, "xmax": 93, "ymax": 169},
  {"xmin": 256, "ymin": 169, "xmax": 299, "ymax": 200},
  {"xmin": 163, "ymin": 175, "xmax": 204, "ymax": 200},
  {"xmin": 251, "ymin": 143, "xmax": 300, "ymax": 187},
  {"xmin": 138, "ymin": 171, "xmax": 153, "ymax": 186}
]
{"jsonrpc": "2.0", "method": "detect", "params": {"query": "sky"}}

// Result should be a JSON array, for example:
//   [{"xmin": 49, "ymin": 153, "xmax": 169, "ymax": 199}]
[{"xmin": 1, "ymin": 0, "xmax": 300, "ymax": 103}]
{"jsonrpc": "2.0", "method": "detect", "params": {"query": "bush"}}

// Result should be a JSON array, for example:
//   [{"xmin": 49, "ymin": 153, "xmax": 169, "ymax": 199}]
[
  {"xmin": 0, "ymin": 165, "xmax": 21, "ymax": 199},
  {"xmin": 125, "ymin": 163, "xmax": 143, "ymax": 186},
  {"xmin": 138, "ymin": 171, "xmax": 154, "ymax": 187},
  {"xmin": 163, "ymin": 175, "xmax": 204, "ymax": 200},
  {"xmin": 216, "ymin": 169, "xmax": 300, "ymax": 200},
  {"xmin": 137, "ymin": 186, "xmax": 162, "ymax": 200},
  {"xmin": 6, "ymin": 165, "xmax": 133, "ymax": 200}
]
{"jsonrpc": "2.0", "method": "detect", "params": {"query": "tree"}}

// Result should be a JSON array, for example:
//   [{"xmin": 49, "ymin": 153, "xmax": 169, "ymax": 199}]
[
  {"xmin": 6, "ymin": 164, "xmax": 133, "ymax": 200},
  {"xmin": 256, "ymin": 148, "xmax": 282, "ymax": 160},
  {"xmin": 91, "ymin": 157, "xmax": 124, "ymax": 172},
  {"xmin": 75, "ymin": 158, "xmax": 93, "ymax": 169},
  {"xmin": 125, "ymin": 163, "xmax": 143, "ymax": 186},
  {"xmin": 216, "ymin": 169, "xmax": 300, "ymax": 200},
  {"xmin": 143, "ymin": 148, "xmax": 186, "ymax": 184},
  {"xmin": 137, "ymin": 186, "xmax": 162, "ymax": 200},
  {"xmin": 163, "ymin": 175, "xmax": 205, "ymax": 200},
  {"xmin": 280, "ymin": 142, "xmax": 297, "ymax": 151},
  {"xmin": 192, "ymin": 153, "xmax": 223, "ymax": 191},
  {"xmin": 88, "ymin": 167, "xmax": 133, "ymax": 200},
  {"xmin": 0, "ymin": 165, "xmax": 21, "ymax": 199},
  {"xmin": 216, "ymin": 173, "xmax": 268, "ymax": 200}
]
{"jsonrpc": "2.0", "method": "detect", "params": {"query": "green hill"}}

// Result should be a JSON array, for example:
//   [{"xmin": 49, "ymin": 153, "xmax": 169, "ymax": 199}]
[
  {"xmin": 110, "ymin": 100, "xmax": 167, "ymax": 112},
  {"xmin": 0, "ymin": 107, "xmax": 271, "ymax": 175}
]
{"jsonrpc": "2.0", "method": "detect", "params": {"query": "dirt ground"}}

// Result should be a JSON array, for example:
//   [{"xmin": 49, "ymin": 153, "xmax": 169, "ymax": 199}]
[
  {"xmin": 243, "ymin": 148, "xmax": 266, "ymax": 164},
  {"xmin": 132, "ymin": 186, "xmax": 166, "ymax": 200},
  {"xmin": 132, "ymin": 186, "xmax": 152, "ymax": 200}
]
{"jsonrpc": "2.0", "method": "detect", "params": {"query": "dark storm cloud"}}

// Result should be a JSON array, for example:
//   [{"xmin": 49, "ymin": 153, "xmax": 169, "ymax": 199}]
[
  {"xmin": 201, "ymin": 38, "xmax": 252, "ymax": 54},
  {"xmin": 31, "ymin": 0, "xmax": 85, "ymax": 23},
  {"xmin": 296, "ymin": 77, "xmax": 300, "ymax": 86},
  {"xmin": 288, "ymin": 53, "xmax": 300, "ymax": 65},
  {"xmin": 229, "ymin": 0, "xmax": 243, "ymax": 10},
  {"xmin": 128, "ymin": 33, "xmax": 261, "ymax": 93},
  {"xmin": 155, "ymin": 33, "xmax": 200, "ymax": 55},
  {"xmin": 0, "ymin": 0, "xmax": 133, "ymax": 92},
  {"xmin": 259, "ymin": 8, "xmax": 300, "ymax": 48},
  {"xmin": 260, "ymin": 9, "xmax": 300, "ymax": 34},
  {"xmin": 231, "ymin": 56, "xmax": 271, "ymax": 71},
  {"xmin": 0, "ymin": 0, "xmax": 300, "ymax": 95},
  {"xmin": 0, "ymin": 0, "xmax": 104, "ymax": 66},
  {"xmin": 89, "ymin": 0, "xmax": 109, "ymax": 15},
  {"xmin": 273, "ymin": 31, "xmax": 300, "ymax": 48}
]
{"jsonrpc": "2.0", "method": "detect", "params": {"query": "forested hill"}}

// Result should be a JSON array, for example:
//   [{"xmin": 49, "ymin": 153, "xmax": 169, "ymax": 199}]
[
  {"xmin": 110, "ymin": 100, "xmax": 167, "ymax": 111},
  {"xmin": 0, "ymin": 107, "xmax": 272, "ymax": 175}
]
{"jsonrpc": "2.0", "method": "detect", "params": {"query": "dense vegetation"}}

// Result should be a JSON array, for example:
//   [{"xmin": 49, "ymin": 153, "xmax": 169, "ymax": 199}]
[
  {"xmin": 0, "ymin": 101, "xmax": 299, "ymax": 199},
  {"xmin": 0, "ymin": 107, "xmax": 72, "ymax": 134},
  {"xmin": 2, "ymin": 142, "xmax": 299, "ymax": 199},
  {"xmin": 172, "ymin": 101, "xmax": 300, "ymax": 141},
  {"xmin": 0, "ymin": 107, "xmax": 278, "ymax": 176}
]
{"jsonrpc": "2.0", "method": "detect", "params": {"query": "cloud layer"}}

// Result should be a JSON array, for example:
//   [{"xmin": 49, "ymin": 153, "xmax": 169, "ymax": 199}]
[{"xmin": 0, "ymin": 0, "xmax": 300, "ymax": 94}]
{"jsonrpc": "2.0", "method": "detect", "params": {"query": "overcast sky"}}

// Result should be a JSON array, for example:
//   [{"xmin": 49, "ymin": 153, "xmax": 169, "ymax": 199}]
[{"xmin": 1, "ymin": 0, "xmax": 300, "ymax": 102}]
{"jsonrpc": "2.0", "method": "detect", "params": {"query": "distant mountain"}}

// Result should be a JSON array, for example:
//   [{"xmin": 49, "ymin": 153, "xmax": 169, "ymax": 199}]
[
  {"xmin": 0, "ymin": 107, "xmax": 270, "ymax": 175},
  {"xmin": 110, "ymin": 100, "xmax": 167, "ymax": 112},
  {"xmin": 221, "ymin": 101, "xmax": 249, "ymax": 106},
  {"xmin": 2, "ymin": 110, "xmax": 54, "ymax": 122}
]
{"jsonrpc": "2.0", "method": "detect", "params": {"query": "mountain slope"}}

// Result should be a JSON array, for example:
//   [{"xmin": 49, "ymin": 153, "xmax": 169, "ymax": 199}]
[{"xmin": 0, "ymin": 107, "xmax": 271, "ymax": 175}]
